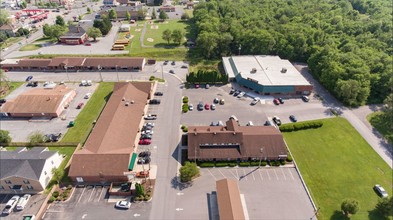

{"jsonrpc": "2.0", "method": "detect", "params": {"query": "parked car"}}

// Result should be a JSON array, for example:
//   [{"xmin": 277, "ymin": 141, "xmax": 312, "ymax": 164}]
[
  {"xmin": 2, "ymin": 195, "xmax": 19, "ymax": 215},
  {"xmin": 210, "ymin": 104, "xmax": 216, "ymax": 110},
  {"xmin": 16, "ymin": 194, "xmax": 31, "ymax": 211},
  {"xmin": 246, "ymin": 121, "xmax": 254, "ymax": 126},
  {"xmin": 181, "ymin": 65, "xmax": 188, "ymax": 68},
  {"xmin": 233, "ymin": 90, "xmax": 240, "ymax": 96},
  {"xmin": 195, "ymin": 84, "xmax": 200, "ymax": 88},
  {"xmin": 229, "ymin": 89, "xmax": 235, "ymax": 95},
  {"xmin": 136, "ymin": 170, "xmax": 149, "ymax": 178},
  {"xmin": 22, "ymin": 215, "xmax": 36, "ymax": 220},
  {"xmin": 302, "ymin": 95, "xmax": 310, "ymax": 102},
  {"xmin": 229, "ymin": 115, "xmax": 239, "ymax": 121},
  {"xmin": 80, "ymin": 80, "xmax": 87, "ymax": 86},
  {"xmin": 0, "ymin": 99, "xmax": 6, "ymax": 104},
  {"xmin": 141, "ymin": 129, "xmax": 154, "ymax": 135},
  {"xmin": 163, "ymin": 60, "xmax": 168, "ymax": 65},
  {"xmin": 237, "ymin": 92, "xmax": 246, "ymax": 98},
  {"xmin": 264, "ymin": 120, "xmax": 272, "ymax": 126},
  {"xmin": 213, "ymin": 98, "xmax": 219, "ymax": 104},
  {"xmin": 77, "ymin": 102, "xmax": 84, "ymax": 109},
  {"xmin": 273, "ymin": 99, "xmax": 280, "ymax": 105},
  {"xmin": 140, "ymin": 134, "xmax": 152, "ymax": 140},
  {"xmin": 86, "ymin": 80, "xmax": 92, "ymax": 86},
  {"xmin": 251, "ymin": 97, "xmax": 260, "ymax": 105},
  {"xmin": 84, "ymin": 93, "xmax": 91, "ymax": 99},
  {"xmin": 278, "ymin": 97, "xmax": 284, "ymax": 104},
  {"xmin": 169, "ymin": 70, "xmax": 174, "ymax": 74},
  {"xmin": 85, "ymin": 43, "xmax": 91, "ymax": 46},
  {"xmin": 144, "ymin": 122, "xmax": 155, "ymax": 127},
  {"xmin": 197, "ymin": 102, "xmax": 204, "ymax": 111},
  {"xmin": 289, "ymin": 115, "xmax": 297, "ymax": 122},
  {"xmin": 204, "ymin": 104, "xmax": 210, "ymax": 110},
  {"xmin": 138, "ymin": 139, "xmax": 151, "ymax": 145},
  {"xmin": 51, "ymin": 133, "xmax": 62, "ymax": 142},
  {"xmin": 149, "ymin": 99, "xmax": 161, "ymax": 104},
  {"xmin": 68, "ymin": 121, "xmax": 75, "ymax": 127},
  {"xmin": 171, "ymin": 61, "xmax": 176, "ymax": 65},
  {"xmin": 188, "ymin": 104, "xmax": 194, "ymax": 111},
  {"xmin": 144, "ymin": 114, "xmax": 157, "ymax": 120},
  {"xmin": 272, "ymin": 116, "xmax": 282, "ymax": 126},
  {"xmin": 154, "ymin": 92, "xmax": 163, "ymax": 96},
  {"xmin": 25, "ymin": 75, "xmax": 33, "ymax": 81},
  {"xmin": 138, "ymin": 157, "xmax": 151, "ymax": 164},
  {"xmin": 374, "ymin": 184, "xmax": 389, "ymax": 198},
  {"xmin": 219, "ymin": 99, "xmax": 225, "ymax": 105},
  {"xmin": 138, "ymin": 151, "xmax": 151, "ymax": 157},
  {"xmin": 205, "ymin": 84, "xmax": 210, "ymax": 89},
  {"xmin": 115, "ymin": 201, "xmax": 131, "ymax": 209}
]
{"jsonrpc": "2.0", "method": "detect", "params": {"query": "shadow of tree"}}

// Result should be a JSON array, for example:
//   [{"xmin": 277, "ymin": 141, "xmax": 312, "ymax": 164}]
[
  {"xmin": 170, "ymin": 176, "xmax": 193, "ymax": 190},
  {"xmin": 368, "ymin": 208, "xmax": 390, "ymax": 220},
  {"xmin": 329, "ymin": 210, "xmax": 349, "ymax": 220}
]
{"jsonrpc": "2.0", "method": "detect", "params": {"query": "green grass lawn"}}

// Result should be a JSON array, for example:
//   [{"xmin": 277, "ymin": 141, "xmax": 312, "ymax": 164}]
[
  {"xmin": 0, "ymin": 37, "xmax": 23, "ymax": 48},
  {"xmin": 34, "ymin": 37, "xmax": 57, "ymax": 43},
  {"xmin": 20, "ymin": 44, "xmax": 42, "ymax": 51},
  {"xmin": 367, "ymin": 112, "xmax": 392, "ymax": 145},
  {"xmin": 283, "ymin": 117, "xmax": 392, "ymax": 220},
  {"xmin": 61, "ymin": 82, "xmax": 114, "ymax": 143},
  {"xmin": 143, "ymin": 20, "xmax": 188, "ymax": 47},
  {"xmin": 0, "ymin": 82, "xmax": 24, "ymax": 98}
]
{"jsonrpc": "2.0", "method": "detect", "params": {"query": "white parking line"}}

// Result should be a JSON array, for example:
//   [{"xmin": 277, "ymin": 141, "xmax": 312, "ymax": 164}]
[
  {"xmin": 217, "ymin": 169, "xmax": 226, "ymax": 178},
  {"xmin": 266, "ymin": 170, "xmax": 271, "ymax": 180},
  {"xmin": 281, "ymin": 169, "xmax": 287, "ymax": 180},
  {"xmin": 273, "ymin": 169, "xmax": 279, "ymax": 180},
  {"xmin": 243, "ymin": 169, "xmax": 248, "ymax": 181},
  {"xmin": 258, "ymin": 169, "xmax": 263, "ymax": 180},
  {"xmin": 207, "ymin": 169, "xmax": 217, "ymax": 180},
  {"xmin": 288, "ymin": 168, "xmax": 295, "ymax": 180},
  {"xmin": 251, "ymin": 170, "xmax": 255, "ymax": 181},
  {"xmin": 88, "ymin": 186, "xmax": 96, "ymax": 202},
  {"xmin": 77, "ymin": 187, "xmax": 86, "ymax": 204},
  {"xmin": 97, "ymin": 187, "xmax": 104, "ymax": 202},
  {"xmin": 236, "ymin": 169, "xmax": 239, "ymax": 180},
  {"xmin": 229, "ymin": 169, "xmax": 238, "ymax": 179}
]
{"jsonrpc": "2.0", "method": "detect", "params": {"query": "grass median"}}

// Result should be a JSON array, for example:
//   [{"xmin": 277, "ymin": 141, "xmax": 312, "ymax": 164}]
[
  {"xmin": 61, "ymin": 82, "xmax": 114, "ymax": 143},
  {"xmin": 283, "ymin": 117, "xmax": 392, "ymax": 220}
]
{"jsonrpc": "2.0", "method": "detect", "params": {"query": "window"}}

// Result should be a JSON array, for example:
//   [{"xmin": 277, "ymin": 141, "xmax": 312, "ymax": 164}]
[
  {"xmin": 27, "ymin": 185, "xmax": 34, "ymax": 190},
  {"xmin": 23, "ymin": 180, "xmax": 30, "ymax": 184},
  {"xmin": 44, "ymin": 171, "xmax": 47, "ymax": 175},
  {"xmin": 0, "ymin": 185, "xmax": 4, "ymax": 189},
  {"xmin": 5, "ymin": 180, "xmax": 11, "ymax": 184},
  {"xmin": 51, "ymin": 160, "xmax": 54, "ymax": 165}
]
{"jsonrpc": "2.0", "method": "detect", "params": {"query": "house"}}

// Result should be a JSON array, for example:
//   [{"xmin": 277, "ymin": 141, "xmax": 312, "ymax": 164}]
[
  {"xmin": 222, "ymin": 55, "xmax": 313, "ymax": 95},
  {"xmin": 0, "ymin": 147, "xmax": 63, "ymax": 194},
  {"xmin": 119, "ymin": 24, "xmax": 131, "ymax": 32},
  {"xmin": 216, "ymin": 179, "xmax": 245, "ymax": 220},
  {"xmin": 0, "ymin": 24, "xmax": 17, "ymax": 37},
  {"xmin": 59, "ymin": 25, "xmax": 89, "ymax": 45},
  {"xmin": 99, "ymin": 5, "xmax": 143, "ymax": 20},
  {"xmin": 1, "ymin": 85, "xmax": 76, "ymax": 118},
  {"xmin": 68, "ymin": 82, "xmax": 153, "ymax": 183},
  {"xmin": 159, "ymin": 5, "xmax": 176, "ymax": 12},
  {"xmin": 187, "ymin": 119, "xmax": 288, "ymax": 162},
  {"xmin": 103, "ymin": 0, "xmax": 119, "ymax": 6}
]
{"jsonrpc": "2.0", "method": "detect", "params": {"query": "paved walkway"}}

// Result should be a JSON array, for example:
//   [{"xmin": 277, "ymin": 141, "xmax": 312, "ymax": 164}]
[{"xmin": 294, "ymin": 63, "xmax": 392, "ymax": 168}]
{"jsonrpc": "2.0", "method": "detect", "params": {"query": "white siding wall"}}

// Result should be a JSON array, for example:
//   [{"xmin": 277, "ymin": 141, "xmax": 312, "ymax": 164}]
[{"xmin": 38, "ymin": 152, "xmax": 63, "ymax": 189}]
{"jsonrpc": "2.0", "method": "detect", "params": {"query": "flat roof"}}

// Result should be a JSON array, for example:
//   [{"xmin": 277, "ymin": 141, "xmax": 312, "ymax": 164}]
[{"xmin": 224, "ymin": 55, "xmax": 311, "ymax": 86}]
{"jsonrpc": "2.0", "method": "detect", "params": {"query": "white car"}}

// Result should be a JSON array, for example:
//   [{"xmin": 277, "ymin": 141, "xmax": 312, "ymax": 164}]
[
  {"xmin": 144, "ymin": 122, "xmax": 155, "ymax": 127},
  {"xmin": 251, "ymin": 97, "xmax": 260, "ymax": 105},
  {"xmin": 188, "ymin": 104, "xmax": 194, "ymax": 111},
  {"xmin": 84, "ymin": 93, "xmax": 92, "ymax": 99},
  {"xmin": 16, "ymin": 194, "xmax": 31, "ymax": 211},
  {"xmin": 81, "ymin": 80, "xmax": 87, "ymax": 86},
  {"xmin": 115, "ymin": 200, "xmax": 131, "ymax": 209},
  {"xmin": 2, "ymin": 195, "xmax": 19, "ymax": 215},
  {"xmin": 87, "ymin": 80, "xmax": 92, "ymax": 86},
  {"xmin": 237, "ymin": 92, "xmax": 246, "ymax": 98},
  {"xmin": 142, "ymin": 130, "xmax": 154, "ymax": 135},
  {"xmin": 374, "ymin": 184, "xmax": 388, "ymax": 198}
]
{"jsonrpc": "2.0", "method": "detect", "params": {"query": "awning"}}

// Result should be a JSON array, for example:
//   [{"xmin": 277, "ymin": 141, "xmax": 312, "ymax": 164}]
[{"xmin": 128, "ymin": 153, "xmax": 137, "ymax": 171}]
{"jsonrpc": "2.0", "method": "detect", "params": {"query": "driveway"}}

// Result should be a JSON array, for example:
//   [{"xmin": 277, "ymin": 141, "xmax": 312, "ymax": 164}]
[{"xmin": 294, "ymin": 63, "xmax": 393, "ymax": 168}]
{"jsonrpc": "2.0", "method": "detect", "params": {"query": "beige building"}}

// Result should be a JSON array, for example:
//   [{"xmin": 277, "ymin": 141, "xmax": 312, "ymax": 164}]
[{"xmin": 0, "ymin": 147, "xmax": 63, "ymax": 194}]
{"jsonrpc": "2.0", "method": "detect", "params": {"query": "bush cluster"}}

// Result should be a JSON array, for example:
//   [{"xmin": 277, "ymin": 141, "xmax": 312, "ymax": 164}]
[
  {"xmin": 279, "ymin": 120, "xmax": 323, "ymax": 132},
  {"xmin": 181, "ymin": 125, "xmax": 188, "ymax": 132},
  {"xmin": 186, "ymin": 70, "xmax": 228, "ymax": 84},
  {"xmin": 182, "ymin": 96, "xmax": 189, "ymax": 103},
  {"xmin": 286, "ymin": 154, "xmax": 293, "ymax": 162},
  {"xmin": 182, "ymin": 104, "xmax": 189, "ymax": 113},
  {"xmin": 149, "ymin": 76, "xmax": 156, "ymax": 81}
]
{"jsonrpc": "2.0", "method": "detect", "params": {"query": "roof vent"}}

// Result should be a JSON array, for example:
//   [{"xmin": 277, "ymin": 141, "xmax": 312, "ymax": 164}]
[
  {"xmin": 122, "ymin": 97, "xmax": 126, "ymax": 101},
  {"xmin": 125, "ymin": 102, "xmax": 129, "ymax": 106},
  {"xmin": 47, "ymin": 97, "xmax": 51, "ymax": 101},
  {"xmin": 251, "ymin": 68, "xmax": 257, "ymax": 73},
  {"xmin": 194, "ymin": 132, "xmax": 197, "ymax": 135},
  {"xmin": 233, "ymin": 132, "xmax": 236, "ymax": 135},
  {"xmin": 213, "ymin": 132, "xmax": 216, "ymax": 135},
  {"xmin": 281, "ymin": 68, "xmax": 287, "ymax": 73},
  {"xmin": 131, "ymin": 100, "xmax": 134, "ymax": 104}
]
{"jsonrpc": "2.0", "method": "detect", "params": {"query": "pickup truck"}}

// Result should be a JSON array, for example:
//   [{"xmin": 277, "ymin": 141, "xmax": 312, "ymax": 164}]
[{"xmin": 144, "ymin": 114, "xmax": 157, "ymax": 120}]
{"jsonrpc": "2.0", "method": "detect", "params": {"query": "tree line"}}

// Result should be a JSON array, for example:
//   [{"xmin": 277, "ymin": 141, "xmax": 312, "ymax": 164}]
[
  {"xmin": 192, "ymin": 0, "xmax": 392, "ymax": 106},
  {"xmin": 186, "ymin": 70, "xmax": 229, "ymax": 83}
]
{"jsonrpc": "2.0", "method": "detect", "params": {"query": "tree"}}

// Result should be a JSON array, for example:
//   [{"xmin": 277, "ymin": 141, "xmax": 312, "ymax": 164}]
[
  {"xmin": 137, "ymin": 9, "xmax": 146, "ymax": 20},
  {"xmin": 49, "ymin": 25, "xmax": 68, "ymax": 41},
  {"xmin": 87, "ymin": 7, "xmax": 91, "ymax": 14},
  {"xmin": 0, "ymin": 10, "xmax": 11, "ymax": 26},
  {"xmin": 162, "ymin": 29, "xmax": 172, "ymax": 44},
  {"xmin": 341, "ymin": 199, "xmax": 360, "ymax": 217},
  {"xmin": 55, "ymin": 15, "xmax": 66, "ymax": 26},
  {"xmin": 375, "ymin": 197, "xmax": 393, "ymax": 217},
  {"xmin": 0, "ymin": 130, "xmax": 12, "ymax": 144},
  {"xmin": 179, "ymin": 162, "xmax": 199, "ymax": 182},
  {"xmin": 159, "ymin": 11, "xmax": 168, "ymax": 21},
  {"xmin": 152, "ymin": 10, "xmax": 157, "ymax": 20},
  {"xmin": 108, "ymin": 9, "xmax": 117, "ymax": 20},
  {"xmin": 87, "ymin": 27, "xmax": 102, "ymax": 41},
  {"xmin": 28, "ymin": 131, "xmax": 45, "ymax": 146},
  {"xmin": 20, "ymin": 1, "xmax": 27, "ymax": 9},
  {"xmin": 93, "ymin": 15, "xmax": 112, "ymax": 35},
  {"xmin": 126, "ymin": 11, "xmax": 131, "ymax": 21},
  {"xmin": 196, "ymin": 31, "xmax": 219, "ymax": 58},
  {"xmin": 171, "ymin": 29, "xmax": 183, "ymax": 45},
  {"xmin": 181, "ymin": 13, "xmax": 190, "ymax": 20},
  {"xmin": 51, "ymin": 168, "xmax": 64, "ymax": 185},
  {"xmin": 135, "ymin": 183, "xmax": 145, "ymax": 197}
]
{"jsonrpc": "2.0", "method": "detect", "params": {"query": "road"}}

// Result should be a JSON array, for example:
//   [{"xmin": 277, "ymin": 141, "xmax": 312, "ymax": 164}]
[{"xmin": 295, "ymin": 63, "xmax": 393, "ymax": 169}]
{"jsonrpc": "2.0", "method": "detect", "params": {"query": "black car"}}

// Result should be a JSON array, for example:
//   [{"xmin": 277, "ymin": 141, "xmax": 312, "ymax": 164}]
[
  {"xmin": 149, "ymin": 99, "xmax": 161, "ymax": 104},
  {"xmin": 233, "ymin": 90, "xmax": 241, "ymax": 96},
  {"xmin": 140, "ymin": 134, "xmax": 152, "ymax": 139},
  {"xmin": 272, "ymin": 116, "xmax": 282, "ymax": 126},
  {"xmin": 163, "ymin": 60, "xmax": 168, "ymax": 65},
  {"xmin": 25, "ymin": 75, "xmax": 33, "ymax": 81},
  {"xmin": 51, "ymin": 133, "xmax": 62, "ymax": 142},
  {"xmin": 154, "ymin": 92, "xmax": 163, "ymax": 96},
  {"xmin": 169, "ymin": 70, "xmax": 174, "ymax": 74},
  {"xmin": 181, "ymin": 65, "xmax": 188, "ymax": 68},
  {"xmin": 171, "ymin": 61, "xmax": 176, "ymax": 65},
  {"xmin": 138, "ymin": 151, "xmax": 151, "ymax": 157},
  {"xmin": 289, "ymin": 115, "xmax": 297, "ymax": 122},
  {"xmin": 197, "ymin": 102, "xmax": 204, "ymax": 111},
  {"xmin": 0, "ymin": 99, "xmax": 6, "ymax": 104},
  {"xmin": 278, "ymin": 98, "xmax": 284, "ymax": 104},
  {"xmin": 32, "ymin": 81, "xmax": 38, "ymax": 87},
  {"xmin": 229, "ymin": 89, "xmax": 235, "ymax": 95},
  {"xmin": 264, "ymin": 120, "xmax": 272, "ymax": 126}
]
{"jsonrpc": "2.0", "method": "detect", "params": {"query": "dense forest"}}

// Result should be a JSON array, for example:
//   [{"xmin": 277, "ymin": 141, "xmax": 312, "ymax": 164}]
[{"xmin": 192, "ymin": 0, "xmax": 392, "ymax": 106}]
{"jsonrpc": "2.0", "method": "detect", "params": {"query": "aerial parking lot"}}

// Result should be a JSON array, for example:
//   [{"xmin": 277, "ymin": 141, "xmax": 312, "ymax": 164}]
[
  {"xmin": 0, "ymin": 82, "xmax": 98, "ymax": 142},
  {"xmin": 0, "ymin": 193, "xmax": 46, "ymax": 219}
]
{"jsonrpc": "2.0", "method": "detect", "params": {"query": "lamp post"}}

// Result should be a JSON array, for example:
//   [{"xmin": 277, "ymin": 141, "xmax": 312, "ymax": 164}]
[
  {"xmin": 161, "ymin": 64, "xmax": 164, "ymax": 80},
  {"xmin": 238, "ymin": 44, "xmax": 241, "ymax": 56},
  {"xmin": 98, "ymin": 65, "xmax": 103, "ymax": 82},
  {"xmin": 116, "ymin": 65, "xmax": 119, "ymax": 82},
  {"xmin": 258, "ymin": 147, "xmax": 264, "ymax": 168},
  {"xmin": 64, "ymin": 64, "xmax": 70, "ymax": 82}
]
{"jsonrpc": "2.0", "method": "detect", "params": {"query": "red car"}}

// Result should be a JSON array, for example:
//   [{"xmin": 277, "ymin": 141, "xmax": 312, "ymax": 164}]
[
  {"xmin": 85, "ymin": 43, "xmax": 91, "ymax": 46},
  {"xmin": 273, "ymin": 99, "xmax": 280, "ymax": 105},
  {"xmin": 204, "ymin": 104, "xmax": 210, "ymax": 110},
  {"xmin": 77, "ymin": 102, "xmax": 84, "ymax": 109},
  {"xmin": 195, "ymin": 84, "xmax": 200, "ymax": 88},
  {"xmin": 139, "ymin": 139, "xmax": 151, "ymax": 145}
]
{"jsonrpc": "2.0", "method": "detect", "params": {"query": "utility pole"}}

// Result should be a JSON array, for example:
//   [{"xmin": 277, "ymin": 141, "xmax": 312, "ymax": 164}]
[
  {"xmin": 98, "ymin": 65, "xmax": 103, "ymax": 82},
  {"xmin": 116, "ymin": 65, "xmax": 119, "ymax": 82},
  {"xmin": 258, "ymin": 147, "xmax": 264, "ymax": 168},
  {"xmin": 64, "ymin": 64, "xmax": 70, "ymax": 82},
  {"xmin": 238, "ymin": 44, "xmax": 241, "ymax": 56}
]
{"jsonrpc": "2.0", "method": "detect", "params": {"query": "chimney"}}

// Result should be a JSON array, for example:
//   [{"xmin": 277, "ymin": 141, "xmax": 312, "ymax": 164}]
[{"xmin": 77, "ymin": 25, "xmax": 80, "ymax": 33}]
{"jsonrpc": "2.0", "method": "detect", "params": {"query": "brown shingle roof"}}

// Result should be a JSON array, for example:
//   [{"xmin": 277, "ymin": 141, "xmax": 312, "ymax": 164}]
[
  {"xmin": 48, "ymin": 57, "xmax": 86, "ymax": 67},
  {"xmin": 1, "ymin": 85, "xmax": 74, "ymax": 114},
  {"xmin": 216, "ymin": 179, "xmax": 245, "ymax": 220},
  {"xmin": 188, "ymin": 119, "xmax": 288, "ymax": 160},
  {"xmin": 82, "ymin": 57, "xmax": 145, "ymax": 68},
  {"xmin": 17, "ymin": 59, "xmax": 52, "ymax": 67},
  {"xmin": 69, "ymin": 82, "xmax": 152, "ymax": 180}
]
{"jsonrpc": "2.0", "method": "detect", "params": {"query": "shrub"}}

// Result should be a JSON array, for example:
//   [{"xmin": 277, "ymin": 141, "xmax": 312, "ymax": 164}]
[
  {"xmin": 280, "ymin": 160, "xmax": 286, "ymax": 165},
  {"xmin": 179, "ymin": 161, "xmax": 200, "ymax": 182},
  {"xmin": 182, "ymin": 104, "xmax": 189, "ymax": 113},
  {"xmin": 239, "ymin": 161, "xmax": 250, "ymax": 167},
  {"xmin": 67, "ymin": 185, "xmax": 73, "ymax": 190},
  {"xmin": 215, "ymin": 162, "xmax": 228, "ymax": 167},
  {"xmin": 48, "ymin": 196, "xmax": 56, "ymax": 203},
  {"xmin": 261, "ymin": 161, "xmax": 267, "ymax": 166},
  {"xmin": 199, "ymin": 162, "xmax": 215, "ymax": 167},
  {"xmin": 52, "ymin": 191, "xmax": 59, "ymax": 198},
  {"xmin": 181, "ymin": 125, "xmax": 186, "ymax": 129},
  {"xmin": 182, "ymin": 96, "xmax": 189, "ymax": 103},
  {"xmin": 228, "ymin": 162, "xmax": 237, "ymax": 167},
  {"xmin": 0, "ymin": 130, "xmax": 12, "ymax": 144},
  {"xmin": 149, "ymin": 76, "xmax": 155, "ymax": 81},
  {"xmin": 182, "ymin": 127, "xmax": 188, "ymax": 132},
  {"xmin": 279, "ymin": 120, "xmax": 324, "ymax": 132},
  {"xmin": 286, "ymin": 154, "xmax": 293, "ymax": 162}
]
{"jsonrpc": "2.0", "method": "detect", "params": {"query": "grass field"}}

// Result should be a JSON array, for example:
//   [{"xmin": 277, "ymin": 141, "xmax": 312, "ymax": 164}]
[
  {"xmin": 0, "ymin": 82, "xmax": 24, "ymax": 98},
  {"xmin": 143, "ymin": 20, "xmax": 188, "ymax": 47},
  {"xmin": 283, "ymin": 117, "xmax": 392, "ymax": 220},
  {"xmin": 61, "ymin": 82, "xmax": 114, "ymax": 143},
  {"xmin": 367, "ymin": 112, "xmax": 392, "ymax": 145},
  {"xmin": 20, "ymin": 44, "xmax": 42, "ymax": 51},
  {"xmin": 0, "ymin": 37, "xmax": 23, "ymax": 49}
]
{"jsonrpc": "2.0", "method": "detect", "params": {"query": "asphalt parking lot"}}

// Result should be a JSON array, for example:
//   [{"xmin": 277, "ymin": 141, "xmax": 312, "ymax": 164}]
[
  {"xmin": 181, "ymin": 84, "xmax": 334, "ymax": 127},
  {"xmin": 0, "ymin": 82, "xmax": 98, "ymax": 142},
  {"xmin": 0, "ymin": 193, "xmax": 46, "ymax": 219},
  {"xmin": 44, "ymin": 185, "xmax": 152, "ymax": 220},
  {"xmin": 173, "ymin": 167, "xmax": 315, "ymax": 220}
]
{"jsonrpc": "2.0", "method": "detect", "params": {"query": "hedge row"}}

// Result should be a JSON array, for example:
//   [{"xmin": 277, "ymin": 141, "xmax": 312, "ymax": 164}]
[
  {"xmin": 279, "ymin": 120, "xmax": 323, "ymax": 132},
  {"xmin": 182, "ymin": 104, "xmax": 189, "ymax": 113},
  {"xmin": 197, "ymin": 160, "xmax": 284, "ymax": 167},
  {"xmin": 186, "ymin": 70, "xmax": 229, "ymax": 83}
]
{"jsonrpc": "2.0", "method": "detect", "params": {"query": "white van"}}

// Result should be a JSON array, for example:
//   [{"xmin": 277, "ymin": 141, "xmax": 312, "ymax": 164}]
[
  {"xmin": 229, "ymin": 115, "xmax": 238, "ymax": 122},
  {"xmin": 246, "ymin": 121, "xmax": 254, "ymax": 126},
  {"xmin": 16, "ymin": 194, "xmax": 31, "ymax": 211}
]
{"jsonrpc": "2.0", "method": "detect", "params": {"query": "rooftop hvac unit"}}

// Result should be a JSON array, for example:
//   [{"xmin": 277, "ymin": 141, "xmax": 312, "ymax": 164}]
[
  {"xmin": 125, "ymin": 102, "xmax": 129, "ymax": 106},
  {"xmin": 281, "ymin": 68, "xmax": 287, "ymax": 73},
  {"xmin": 251, "ymin": 68, "xmax": 257, "ymax": 73}
]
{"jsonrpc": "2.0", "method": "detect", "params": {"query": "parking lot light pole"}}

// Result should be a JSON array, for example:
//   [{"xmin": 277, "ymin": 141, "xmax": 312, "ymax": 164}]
[
  {"xmin": 64, "ymin": 64, "xmax": 70, "ymax": 82},
  {"xmin": 161, "ymin": 64, "xmax": 164, "ymax": 80},
  {"xmin": 258, "ymin": 147, "xmax": 264, "ymax": 168},
  {"xmin": 116, "ymin": 65, "xmax": 119, "ymax": 82},
  {"xmin": 98, "ymin": 65, "xmax": 103, "ymax": 82}
]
